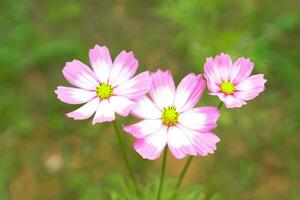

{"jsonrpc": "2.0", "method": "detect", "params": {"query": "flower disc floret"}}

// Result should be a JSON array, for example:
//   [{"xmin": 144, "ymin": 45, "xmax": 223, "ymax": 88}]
[
  {"xmin": 161, "ymin": 106, "xmax": 179, "ymax": 126},
  {"xmin": 220, "ymin": 81, "xmax": 235, "ymax": 95},
  {"xmin": 97, "ymin": 83, "xmax": 113, "ymax": 99}
]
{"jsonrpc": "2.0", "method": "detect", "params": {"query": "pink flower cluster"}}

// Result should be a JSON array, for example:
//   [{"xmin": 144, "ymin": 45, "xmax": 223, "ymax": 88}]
[{"xmin": 56, "ymin": 45, "xmax": 266, "ymax": 160}]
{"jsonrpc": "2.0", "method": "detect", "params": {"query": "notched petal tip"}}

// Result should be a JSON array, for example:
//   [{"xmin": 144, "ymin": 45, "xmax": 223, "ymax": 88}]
[
  {"xmin": 219, "ymin": 52, "xmax": 230, "ymax": 57},
  {"xmin": 66, "ymin": 112, "xmax": 82, "ymax": 120},
  {"xmin": 151, "ymin": 69, "xmax": 164, "ymax": 76},
  {"xmin": 93, "ymin": 44, "xmax": 109, "ymax": 50},
  {"xmin": 92, "ymin": 116, "xmax": 115, "ymax": 125}
]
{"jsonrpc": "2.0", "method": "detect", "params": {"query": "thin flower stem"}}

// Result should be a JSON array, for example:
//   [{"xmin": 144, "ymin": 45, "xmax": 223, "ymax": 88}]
[
  {"xmin": 113, "ymin": 120, "xmax": 140, "ymax": 198},
  {"xmin": 170, "ymin": 156, "xmax": 194, "ymax": 200},
  {"xmin": 218, "ymin": 101, "xmax": 223, "ymax": 109},
  {"xmin": 157, "ymin": 148, "xmax": 168, "ymax": 200}
]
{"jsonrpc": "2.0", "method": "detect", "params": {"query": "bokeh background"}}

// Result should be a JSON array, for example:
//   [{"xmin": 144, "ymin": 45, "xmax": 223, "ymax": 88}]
[{"xmin": 1, "ymin": 0, "xmax": 299, "ymax": 199}]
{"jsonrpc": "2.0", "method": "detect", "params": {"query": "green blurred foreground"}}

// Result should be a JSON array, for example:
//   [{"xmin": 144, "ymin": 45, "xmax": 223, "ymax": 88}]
[{"xmin": 0, "ymin": 0, "xmax": 299, "ymax": 199}]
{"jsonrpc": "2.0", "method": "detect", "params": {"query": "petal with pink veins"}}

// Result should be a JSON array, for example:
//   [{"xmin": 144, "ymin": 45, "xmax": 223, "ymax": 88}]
[
  {"xmin": 167, "ymin": 126, "xmax": 198, "ymax": 159},
  {"xmin": 123, "ymin": 119, "xmax": 163, "ymax": 138},
  {"xmin": 89, "ymin": 45, "xmax": 113, "ymax": 83},
  {"xmin": 109, "ymin": 51, "xmax": 138, "ymax": 87},
  {"xmin": 206, "ymin": 79, "xmax": 221, "ymax": 93},
  {"xmin": 178, "ymin": 125, "xmax": 220, "ymax": 156},
  {"xmin": 92, "ymin": 99, "xmax": 115, "ymax": 124},
  {"xmin": 174, "ymin": 73, "xmax": 206, "ymax": 112},
  {"xmin": 229, "ymin": 57, "xmax": 254, "ymax": 83},
  {"xmin": 179, "ymin": 107, "xmax": 220, "ymax": 132},
  {"xmin": 66, "ymin": 98, "xmax": 99, "ymax": 120},
  {"xmin": 62, "ymin": 60, "xmax": 99, "ymax": 90},
  {"xmin": 215, "ymin": 53, "xmax": 233, "ymax": 81},
  {"xmin": 235, "ymin": 74, "xmax": 266, "ymax": 101},
  {"xmin": 211, "ymin": 92, "xmax": 246, "ymax": 108},
  {"xmin": 204, "ymin": 57, "xmax": 222, "ymax": 85},
  {"xmin": 109, "ymin": 96, "xmax": 136, "ymax": 117},
  {"xmin": 55, "ymin": 86, "xmax": 96, "ymax": 104},
  {"xmin": 134, "ymin": 126, "xmax": 168, "ymax": 160},
  {"xmin": 114, "ymin": 71, "xmax": 151, "ymax": 99},
  {"xmin": 149, "ymin": 70, "xmax": 176, "ymax": 109},
  {"xmin": 130, "ymin": 96, "xmax": 162, "ymax": 119}
]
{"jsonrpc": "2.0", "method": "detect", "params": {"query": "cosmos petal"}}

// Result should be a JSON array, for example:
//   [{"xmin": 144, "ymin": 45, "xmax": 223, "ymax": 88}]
[
  {"xmin": 130, "ymin": 96, "xmax": 162, "ymax": 119},
  {"xmin": 229, "ymin": 57, "xmax": 254, "ymax": 83},
  {"xmin": 66, "ymin": 98, "xmax": 99, "ymax": 120},
  {"xmin": 109, "ymin": 96, "xmax": 136, "ymax": 117},
  {"xmin": 114, "ymin": 71, "xmax": 151, "ymax": 99},
  {"xmin": 174, "ymin": 73, "xmax": 206, "ymax": 112},
  {"xmin": 214, "ymin": 53, "xmax": 233, "ymax": 81},
  {"xmin": 235, "ymin": 74, "xmax": 266, "ymax": 101},
  {"xmin": 55, "ymin": 86, "xmax": 96, "ymax": 105},
  {"xmin": 179, "ymin": 107, "xmax": 220, "ymax": 132},
  {"xmin": 134, "ymin": 126, "xmax": 168, "ymax": 160},
  {"xmin": 167, "ymin": 126, "xmax": 198, "ymax": 159},
  {"xmin": 123, "ymin": 119, "xmax": 163, "ymax": 138},
  {"xmin": 177, "ymin": 125, "xmax": 220, "ymax": 157},
  {"xmin": 109, "ymin": 51, "xmax": 138, "ymax": 86},
  {"xmin": 149, "ymin": 70, "xmax": 176, "ymax": 109},
  {"xmin": 62, "ymin": 60, "xmax": 99, "ymax": 90},
  {"xmin": 210, "ymin": 92, "xmax": 247, "ymax": 108},
  {"xmin": 92, "ymin": 99, "xmax": 115, "ymax": 124},
  {"xmin": 89, "ymin": 45, "xmax": 113, "ymax": 82},
  {"xmin": 204, "ymin": 57, "xmax": 222, "ymax": 85}
]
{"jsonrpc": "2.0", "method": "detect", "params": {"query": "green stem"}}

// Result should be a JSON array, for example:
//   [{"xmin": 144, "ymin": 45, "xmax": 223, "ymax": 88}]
[
  {"xmin": 157, "ymin": 148, "xmax": 168, "ymax": 200},
  {"xmin": 170, "ymin": 156, "xmax": 194, "ymax": 200},
  {"xmin": 113, "ymin": 120, "xmax": 140, "ymax": 198},
  {"xmin": 218, "ymin": 101, "xmax": 223, "ymax": 109}
]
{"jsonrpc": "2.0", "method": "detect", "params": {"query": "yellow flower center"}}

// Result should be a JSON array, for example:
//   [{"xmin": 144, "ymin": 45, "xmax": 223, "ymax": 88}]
[
  {"xmin": 161, "ymin": 106, "xmax": 179, "ymax": 126},
  {"xmin": 220, "ymin": 81, "xmax": 235, "ymax": 95},
  {"xmin": 96, "ymin": 83, "xmax": 113, "ymax": 99}
]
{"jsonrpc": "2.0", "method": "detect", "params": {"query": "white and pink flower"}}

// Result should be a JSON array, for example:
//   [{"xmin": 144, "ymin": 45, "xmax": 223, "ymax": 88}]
[
  {"xmin": 123, "ymin": 70, "xmax": 220, "ymax": 160},
  {"xmin": 204, "ymin": 53, "xmax": 267, "ymax": 108},
  {"xmin": 55, "ymin": 45, "xmax": 151, "ymax": 124}
]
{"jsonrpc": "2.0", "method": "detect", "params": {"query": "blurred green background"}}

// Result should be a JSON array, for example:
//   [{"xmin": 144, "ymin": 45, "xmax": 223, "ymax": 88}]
[{"xmin": 1, "ymin": 0, "xmax": 299, "ymax": 199}]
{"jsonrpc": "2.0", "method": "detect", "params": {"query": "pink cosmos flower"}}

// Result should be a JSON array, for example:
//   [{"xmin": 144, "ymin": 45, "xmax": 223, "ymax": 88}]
[
  {"xmin": 55, "ymin": 45, "xmax": 151, "ymax": 124},
  {"xmin": 123, "ymin": 70, "xmax": 220, "ymax": 160},
  {"xmin": 204, "ymin": 53, "xmax": 267, "ymax": 108}
]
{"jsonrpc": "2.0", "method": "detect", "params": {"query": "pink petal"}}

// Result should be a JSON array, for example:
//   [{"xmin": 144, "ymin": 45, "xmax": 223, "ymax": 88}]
[
  {"xmin": 123, "ymin": 119, "xmax": 163, "ymax": 138},
  {"xmin": 235, "ymin": 74, "xmax": 266, "ymax": 101},
  {"xmin": 204, "ymin": 53, "xmax": 234, "ymax": 93},
  {"xmin": 214, "ymin": 53, "xmax": 233, "ymax": 81},
  {"xmin": 204, "ymin": 57, "xmax": 222, "ymax": 85},
  {"xmin": 192, "ymin": 132, "xmax": 220, "ymax": 156},
  {"xmin": 229, "ymin": 57, "xmax": 254, "ymax": 83},
  {"xmin": 211, "ymin": 92, "xmax": 246, "ymax": 108},
  {"xmin": 55, "ymin": 86, "xmax": 96, "ymax": 105},
  {"xmin": 167, "ymin": 126, "xmax": 198, "ymax": 159},
  {"xmin": 206, "ymin": 79, "xmax": 221, "ymax": 93},
  {"xmin": 174, "ymin": 73, "xmax": 206, "ymax": 112},
  {"xmin": 109, "ymin": 96, "xmax": 136, "ymax": 117},
  {"xmin": 177, "ymin": 125, "xmax": 220, "ymax": 156},
  {"xmin": 179, "ymin": 107, "xmax": 220, "ymax": 132},
  {"xmin": 130, "ymin": 96, "xmax": 162, "ymax": 119},
  {"xmin": 114, "ymin": 71, "xmax": 151, "ymax": 99},
  {"xmin": 89, "ymin": 45, "xmax": 113, "ymax": 83},
  {"xmin": 62, "ymin": 60, "xmax": 99, "ymax": 90},
  {"xmin": 134, "ymin": 126, "xmax": 168, "ymax": 160},
  {"xmin": 92, "ymin": 99, "xmax": 115, "ymax": 124},
  {"xmin": 149, "ymin": 70, "xmax": 176, "ymax": 109},
  {"xmin": 66, "ymin": 98, "xmax": 99, "ymax": 120},
  {"xmin": 109, "ymin": 51, "xmax": 138, "ymax": 87}
]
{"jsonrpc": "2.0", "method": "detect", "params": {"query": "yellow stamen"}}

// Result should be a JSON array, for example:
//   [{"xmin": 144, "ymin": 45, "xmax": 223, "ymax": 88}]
[
  {"xmin": 220, "ymin": 81, "xmax": 235, "ymax": 95},
  {"xmin": 96, "ymin": 83, "xmax": 113, "ymax": 99},
  {"xmin": 161, "ymin": 106, "xmax": 179, "ymax": 126}
]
